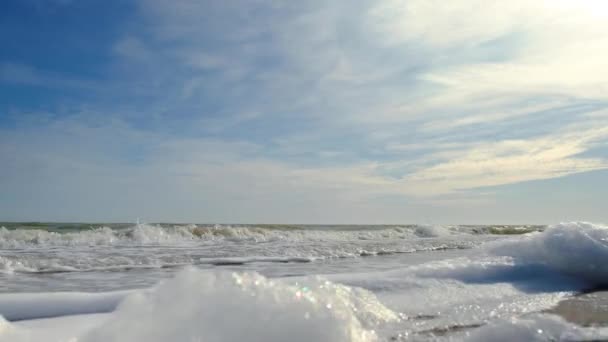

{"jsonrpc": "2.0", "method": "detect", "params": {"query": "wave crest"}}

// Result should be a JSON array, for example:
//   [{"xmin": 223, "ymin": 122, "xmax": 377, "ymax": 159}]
[
  {"xmin": 491, "ymin": 222, "xmax": 608, "ymax": 287},
  {"xmin": 0, "ymin": 224, "xmax": 456, "ymax": 248}
]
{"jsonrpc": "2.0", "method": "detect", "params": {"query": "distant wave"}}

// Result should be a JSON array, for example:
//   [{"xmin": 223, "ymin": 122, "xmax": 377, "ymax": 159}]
[
  {"xmin": 465, "ymin": 225, "xmax": 543, "ymax": 235},
  {"xmin": 0, "ymin": 223, "xmax": 538, "ymax": 248},
  {"xmin": 0, "ymin": 223, "xmax": 537, "ymax": 275},
  {"xmin": 0, "ymin": 224, "xmax": 434, "ymax": 248}
]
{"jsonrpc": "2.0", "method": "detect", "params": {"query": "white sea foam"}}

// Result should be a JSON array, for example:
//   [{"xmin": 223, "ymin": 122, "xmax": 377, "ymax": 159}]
[
  {"xmin": 414, "ymin": 224, "xmax": 450, "ymax": 238},
  {"xmin": 84, "ymin": 269, "xmax": 399, "ymax": 342},
  {"xmin": 0, "ymin": 244, "xmax": 467, "ymax": 276},
  {"xmin": 490, "ymin": 222, "xmax": 608, "ymax": 287},
  {"xmin": 0, "ymin": 316, "xmax": 28, "ymax": 342},
  {"xmin": 326, "ymin": 257, "xmax": 574, "ymax": 337},
  {"xmin": 0, "ymin": 223, "xmax": 477, "ymax": 274},
  {"xmin": 5, "ymin": 222, "xmax": 605, "ymax": 341},
  {"xmin": 199, "ymin": 256, "xmax": 316, "ymax": 265},
  {"xmin": 403, "ymin": 222, "xmax": 608, "ymax": 292},
  {"xmin": 0, "ymin": 268, "xmax": 399, "ymax": 342},
  {"xmin": 0, "ymin": 226, "xmax": 118, "ymax": 248},
  {"xmin": 322, "ymin": 223, "xmax": 608, "ymax": 334},
  {"xmin": 0, "ymin": 224, "xmax": 457, "ymax": 248}
]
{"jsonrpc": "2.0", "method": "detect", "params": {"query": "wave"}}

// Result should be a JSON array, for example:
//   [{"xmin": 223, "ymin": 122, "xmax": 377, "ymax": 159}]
[
  {"xmin": 0, "ymin": 223, "xmax": 540, "ymax": 248},
  {"xmin": 0, "ymin": 223, "xmax": 542, "ymax": 276},
  {"xmin": 0, "ymin": 223, "xmax": 498, "ymax": 275},
  {"xmin": 0, "ymin": 268, "xmax": 400, "ymax": 342},
  {"xmin": 490, "ymin": 222, "xmax": 608, "ymax": 288},
  {"xmin": 413, "ymin": 224, "xmax": 451, "ymax": 237},
  {"xmin": 0, "ymin": 224, "xmax": 467, "ymax": 249},
  {"xmin": 403, "ymin": 222, "xmax": 608, "ymax": 293},
  {"xmin": 466, "ymin": 225, "xmax": 544, "ymax": 235}
]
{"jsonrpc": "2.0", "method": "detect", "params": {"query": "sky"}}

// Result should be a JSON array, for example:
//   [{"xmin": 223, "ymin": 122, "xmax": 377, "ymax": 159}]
[{"xmin": 1, "ymin": 0, "xmax": 608, "ymax": 224}]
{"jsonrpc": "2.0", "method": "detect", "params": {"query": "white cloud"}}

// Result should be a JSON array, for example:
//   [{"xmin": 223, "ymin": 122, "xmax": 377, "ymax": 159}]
[
  {"xmin": 402, "ymin": 125, "xmax": 608, "ymax": 195},
  {"xmin": 113, "ymin": 0, "xmax": 608, "ymax": 197},
  {"xmin": 367, "ymin": 0, "xmax": 608, "ymax": 119},
  {"xmin": 4, "ymin": 1, "xmax": 608, "ymax": 222},
  {"xmin": 368, "ymin": 0, "xmax": 537, "ymax": 48}
]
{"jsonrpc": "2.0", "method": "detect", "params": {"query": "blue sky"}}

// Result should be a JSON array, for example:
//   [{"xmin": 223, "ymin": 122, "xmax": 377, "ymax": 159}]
[{"xmin": 1, "ymin": 0, "xmax": 608, "ymax": 224}]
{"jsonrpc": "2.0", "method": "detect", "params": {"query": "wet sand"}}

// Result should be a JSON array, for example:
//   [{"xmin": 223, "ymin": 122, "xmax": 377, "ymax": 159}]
[{"xmin": 548, "ymin": 291, "xmax": 608, "ymax": 327}]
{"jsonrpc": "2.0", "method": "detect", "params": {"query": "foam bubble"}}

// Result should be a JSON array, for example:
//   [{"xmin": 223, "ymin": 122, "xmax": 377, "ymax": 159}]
[
  {"xmin": 0, "ymin": 269, "xmax": 398, "ymax": 342},
  {"xmin": 81, "ymin": 268, "xmax": 398, "ymax": 342}
]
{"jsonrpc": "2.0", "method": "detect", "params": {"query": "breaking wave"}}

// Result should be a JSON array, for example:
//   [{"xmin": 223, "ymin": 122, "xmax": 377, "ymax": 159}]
[
  {"xmin": 0, "ymin": 223, "xmax": 540, "ymax": 249},
  {"xmin": 490, "ymin": 222, "xmax": 608, "ymax": 288},
  {"xmin": 0, "ymin": 224, "xmax": 462, "ymax": 248},
  {"xmin": 0, "ymin": 223, "xmax": 540, "ymax": 275}
]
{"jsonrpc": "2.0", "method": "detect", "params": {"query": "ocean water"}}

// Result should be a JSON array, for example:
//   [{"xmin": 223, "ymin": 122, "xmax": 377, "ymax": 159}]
[{"xmin": 1, "ymin": 222, "xmax": 607, "ymax": 341}]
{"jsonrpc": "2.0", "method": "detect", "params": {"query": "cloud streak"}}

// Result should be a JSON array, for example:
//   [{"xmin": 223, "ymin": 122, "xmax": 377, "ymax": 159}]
[{"xmin": 1, "ymin": 0, "xmax": 608, "ymax": 222}]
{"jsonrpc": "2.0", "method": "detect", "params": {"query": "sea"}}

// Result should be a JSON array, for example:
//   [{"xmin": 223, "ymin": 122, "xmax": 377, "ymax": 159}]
[{"xmin": 1, "ymin": 221, "xmax": 608, "ymax": 341}]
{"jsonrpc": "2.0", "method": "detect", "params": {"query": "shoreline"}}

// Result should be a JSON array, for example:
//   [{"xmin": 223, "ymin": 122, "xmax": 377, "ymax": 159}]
[{"xmin": 548, "ymin": 291, "xmax": 608, "ymax": 327}]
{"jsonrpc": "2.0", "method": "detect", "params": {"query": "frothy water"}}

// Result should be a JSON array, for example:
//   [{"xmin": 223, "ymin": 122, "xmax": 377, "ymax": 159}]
[
  {"xmin": 0, "ymin": 224, "xmax": 503, "ymax": 276},
  {"xmin": 1, "ymin": 224, "xmax": 442, "ymax": 248},
  {"xmin": 1, "ymin": 269, "xmax": 399, "ymax": 342},
  {"xmin": 0, "ymin": 223, "xmax": 541, "ymax": 248},
  {"xmin": 491, "ymin": 222, "xmax": 608, "ymax": 287},
  {"xmin": 1, "ymin": 222, "xmax": 607, "ymax": 341}
]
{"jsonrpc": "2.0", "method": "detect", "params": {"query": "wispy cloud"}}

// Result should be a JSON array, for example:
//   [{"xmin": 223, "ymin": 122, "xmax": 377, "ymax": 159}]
[
  {"xmin": 2, "ymin": 0, "xmax": 608, "ymax": 222},
  {"xmin": 403, "ymin": 125, "xmax": 608, "ymax": 195}
]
